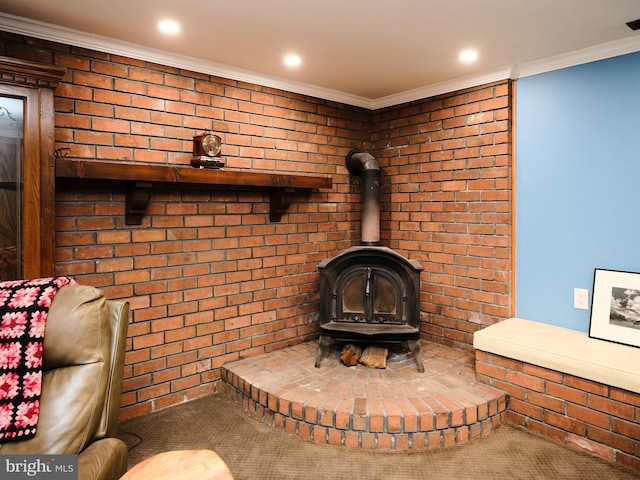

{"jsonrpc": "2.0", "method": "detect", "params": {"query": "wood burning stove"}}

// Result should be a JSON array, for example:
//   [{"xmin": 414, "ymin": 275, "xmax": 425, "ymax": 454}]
[
  {"xmin": 315, "ymin": 151, "xmax": 425, "ymax": 372},
  {"xmin": 315, "ymin": 246, "xmax": 424, "ymax": 371}
]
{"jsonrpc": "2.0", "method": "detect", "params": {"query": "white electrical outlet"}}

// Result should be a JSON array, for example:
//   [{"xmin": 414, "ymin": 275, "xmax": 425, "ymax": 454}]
[{"xmin": 574, "ymin": 288, "xmax": 589, "ymax": 310}]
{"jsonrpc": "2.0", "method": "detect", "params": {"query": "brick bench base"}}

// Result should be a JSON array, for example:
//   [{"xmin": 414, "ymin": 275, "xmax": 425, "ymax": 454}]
[{"xmin": 474, "ymin": 318, "xmax": 640, "ymax": 473}]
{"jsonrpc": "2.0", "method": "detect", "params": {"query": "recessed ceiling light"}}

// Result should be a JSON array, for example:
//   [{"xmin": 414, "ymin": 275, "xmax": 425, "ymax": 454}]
[
  {"xmin": 459, "ymin": 49, "xmax": 478, "ymax": 63},
  {"xmin": 284, "ymin": 54, "xmax": 302, "ymax": 67},
  {"xmin": 158, "ymin": 20, "xmax": 180, "ymax": 35}
]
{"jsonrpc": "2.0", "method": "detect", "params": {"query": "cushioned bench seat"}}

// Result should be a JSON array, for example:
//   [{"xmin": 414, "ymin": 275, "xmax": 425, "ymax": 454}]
[{"xmin": 473, "ymin": 317, "xmax": 640, "ymax": 394}]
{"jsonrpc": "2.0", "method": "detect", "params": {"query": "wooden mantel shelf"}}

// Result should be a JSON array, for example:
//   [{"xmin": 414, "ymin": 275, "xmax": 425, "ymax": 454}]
[{"xmin": 56, "ymin": 158, "xmax": 333, "ymax": 224}]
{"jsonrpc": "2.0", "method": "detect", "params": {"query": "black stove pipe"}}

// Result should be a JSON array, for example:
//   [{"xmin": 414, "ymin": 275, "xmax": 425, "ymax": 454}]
[{"xmin": 346, "ymin": 150, "xmax": 380, "ymax": 245}]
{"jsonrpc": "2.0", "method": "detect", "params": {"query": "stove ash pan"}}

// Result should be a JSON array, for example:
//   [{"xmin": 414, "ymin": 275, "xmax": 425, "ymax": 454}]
[{"xmin": 315, "ymin": 246, "xmax": 425, "ymax": 372}]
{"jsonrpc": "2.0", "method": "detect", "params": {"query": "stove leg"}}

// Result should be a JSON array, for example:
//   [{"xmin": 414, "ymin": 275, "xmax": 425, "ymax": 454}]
[
  {"xmin": 407, "ymin": 339, "xmax": 424, "ymax": 373},
  {"xmin": 315, "ymin": 335, "xmax": 331, "ymax": 368}
]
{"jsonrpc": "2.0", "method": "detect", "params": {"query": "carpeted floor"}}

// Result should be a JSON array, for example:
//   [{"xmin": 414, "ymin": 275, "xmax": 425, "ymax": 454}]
[{"xmin": 117, "ymin": 393, "xmax": 640, "ymax": 480}]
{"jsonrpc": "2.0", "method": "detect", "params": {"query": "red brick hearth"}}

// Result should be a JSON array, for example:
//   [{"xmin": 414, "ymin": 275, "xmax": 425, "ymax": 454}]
[{"xmin": 221, "ymin": 340, "xmax": 507, "ymax": 450}]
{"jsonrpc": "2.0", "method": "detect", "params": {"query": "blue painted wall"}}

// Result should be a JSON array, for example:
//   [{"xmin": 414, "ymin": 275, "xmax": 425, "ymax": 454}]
[{"xmin": 515, "ymin": 51, "xmax": 640, "ymax": 331}]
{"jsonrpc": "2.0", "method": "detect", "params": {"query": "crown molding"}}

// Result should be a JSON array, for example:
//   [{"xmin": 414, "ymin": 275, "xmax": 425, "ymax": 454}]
[
  {"xmin": 1, "ymin": 12, "xmax": 639, "ymax": 110},
  {"xmin": 515, "ymin": 35, "xmax": 640, "ymax": 79},
  {"xmin": 370, "ymin": 66, "xmax": 516, "ymax": 110}
]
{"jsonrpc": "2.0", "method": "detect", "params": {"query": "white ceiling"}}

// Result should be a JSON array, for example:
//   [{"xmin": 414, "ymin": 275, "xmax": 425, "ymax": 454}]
[{"xmin": 1, "ymin": 0, "xmax": 640, "ymax": 109}]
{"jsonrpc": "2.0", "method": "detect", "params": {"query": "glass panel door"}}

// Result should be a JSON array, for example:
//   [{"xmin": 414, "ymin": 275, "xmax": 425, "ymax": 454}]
[{"xmin": 0, "ymin": 96, "xmax": 24, "ymax": 280}]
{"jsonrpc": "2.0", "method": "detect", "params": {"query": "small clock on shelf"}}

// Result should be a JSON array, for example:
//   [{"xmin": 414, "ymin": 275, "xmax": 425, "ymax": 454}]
[{"xmin": 191, "ymin": 132, "xmax": 224, "ymax": 169}]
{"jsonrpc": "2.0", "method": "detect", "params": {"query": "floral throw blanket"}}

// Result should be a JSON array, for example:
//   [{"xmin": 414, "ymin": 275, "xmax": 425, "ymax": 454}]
[{"xmin": 0, "ymin": 276, "xmax": 76, "ymax": 441}]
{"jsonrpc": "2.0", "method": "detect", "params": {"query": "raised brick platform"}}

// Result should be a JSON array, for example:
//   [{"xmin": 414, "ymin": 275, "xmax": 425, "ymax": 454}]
[{"xmin": 221, "ymin": 340, "xmax": 507, "ymax": 451}]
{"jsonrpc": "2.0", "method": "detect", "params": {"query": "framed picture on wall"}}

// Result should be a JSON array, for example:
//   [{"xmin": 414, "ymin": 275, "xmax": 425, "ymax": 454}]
[{"xmin": 590, "ymin": 268, "xmax": 640, "ymax": 348}]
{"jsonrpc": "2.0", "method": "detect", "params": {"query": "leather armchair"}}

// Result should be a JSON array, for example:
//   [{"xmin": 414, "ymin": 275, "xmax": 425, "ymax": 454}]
[{"xmin": 0, "ymin": 284, "xmax": 130, "ymax": 480}]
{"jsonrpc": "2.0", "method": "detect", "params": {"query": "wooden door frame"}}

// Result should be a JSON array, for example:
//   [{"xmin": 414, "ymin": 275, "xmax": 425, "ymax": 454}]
[{"xmin": 0, "ymin": 56, "xmax": 64, "ymax": 278}]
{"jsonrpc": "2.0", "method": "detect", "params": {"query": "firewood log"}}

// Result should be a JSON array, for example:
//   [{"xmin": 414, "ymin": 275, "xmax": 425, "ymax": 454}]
[
  {"xmin": 358, "ymin": 345, "xmax": 388, "ymax": 368},
  {"xmin": 340, "ymin": 344, "xmax": 363, "ymax": 366}
]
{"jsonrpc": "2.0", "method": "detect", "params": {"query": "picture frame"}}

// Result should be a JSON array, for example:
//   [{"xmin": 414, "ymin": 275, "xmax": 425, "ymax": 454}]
[{"xmin": 589, "ymin": 268, "xmax": 640, "ymax": 348}]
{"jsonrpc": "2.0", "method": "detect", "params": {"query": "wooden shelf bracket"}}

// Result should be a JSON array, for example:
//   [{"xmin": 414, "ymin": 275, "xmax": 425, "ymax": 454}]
[
  {"xmin": 269, "ymin": 188, "xmax": 297, "ymax": 222},
  {"xmin": 125, "ymin": 181, "xmax": 153, "ymax": 225}
]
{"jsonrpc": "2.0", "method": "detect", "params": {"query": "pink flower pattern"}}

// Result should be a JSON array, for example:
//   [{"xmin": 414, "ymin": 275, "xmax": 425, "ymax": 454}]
[
  {"xmin": 0, "ymin": 276, "xmax": 76, "ymax": 441},
  {"xmin": 23, "ymin": 371, "xmax": 41, "ymax": 398},
  {"xmin": 15, "ymin": 400, "xmax": 39, "ymax": 427},
  {"xmin": 0, "ymin": 289, "xmax": 11, "ymax": 307},
  {"xmin": 0, "ymin": 342, "xmax": 22, "ymax": 369},
  {"xmin": 0, "ymin": 403, "xmax": 13, "ymax": 429},
  {"xmin": 24, "ymin": 342, "xmax": 43, "ymax": 369},
  {"xmin": 1, "ymin": 311, "xmax": 28, "ymax": 339},
  {"xmin": 8, "ymin": 287, "xmax": 40, "ymax": 309},
  {"xmin": 0, "ymin": 372, "xmax": 19, "ymax": 399},
  {"xmin": 28, "ymin": 311, "xmax": 47, "ymax": 338},
  {"xmin": 37, "ymin": 286, "xmax": 57, "ymax": 308}
]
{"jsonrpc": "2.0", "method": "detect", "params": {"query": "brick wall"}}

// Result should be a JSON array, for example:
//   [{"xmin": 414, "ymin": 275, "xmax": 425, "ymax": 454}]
[
  {"xmin": 1, "ymin": 32, "xmax": 513, "ymax": 419},
  {"xmin": 476, "ymin": 350, "xmax": 640, "ymax": 472},
  {"xmin": 371, "ymin": 83, "xmax": 513, "ymax": 349}
]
